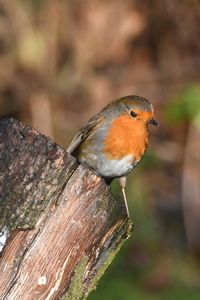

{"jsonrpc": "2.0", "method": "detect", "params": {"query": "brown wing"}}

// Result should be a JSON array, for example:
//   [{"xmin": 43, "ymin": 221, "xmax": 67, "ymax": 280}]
[{"xmin": 67, "ymin": 114, "xmax": 104, "ymax": 154}]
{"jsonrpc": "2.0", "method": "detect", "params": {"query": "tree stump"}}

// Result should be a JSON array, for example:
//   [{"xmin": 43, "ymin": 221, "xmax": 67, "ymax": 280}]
[{"xmin": 0, "ymin": 118, "xmax": 133, "ymax": 300}]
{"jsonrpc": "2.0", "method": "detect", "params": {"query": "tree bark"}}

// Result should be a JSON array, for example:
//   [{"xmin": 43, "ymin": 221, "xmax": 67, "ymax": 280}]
[{"xmin": 0, "ymin": 118, "xmax": 132, "ymax": 300}]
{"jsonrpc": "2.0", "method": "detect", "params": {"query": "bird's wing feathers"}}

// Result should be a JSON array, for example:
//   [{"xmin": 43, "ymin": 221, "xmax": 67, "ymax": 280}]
[
  {"xmin": 67, "ymin": 114, "xmax": 104, "ymax": 154},
  {"xmin": 67, "ymin": 130, "xmax": 84, "ymax": 154}
]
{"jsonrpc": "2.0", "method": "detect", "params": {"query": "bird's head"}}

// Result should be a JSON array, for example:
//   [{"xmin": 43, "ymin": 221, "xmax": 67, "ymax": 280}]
[{"xmin": 112, "ymin": 95, "xmax": 159, "ymax": 128}]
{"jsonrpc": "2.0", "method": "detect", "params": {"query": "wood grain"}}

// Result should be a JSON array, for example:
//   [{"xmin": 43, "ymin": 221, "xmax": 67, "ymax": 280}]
[{"xmin": 0, "ymin": 118, "xmax": 132, "ymax": 300}]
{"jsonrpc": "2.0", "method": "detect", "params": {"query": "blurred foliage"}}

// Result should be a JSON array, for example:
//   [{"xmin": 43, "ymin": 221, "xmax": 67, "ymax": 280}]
[
  {"xmin": 166, "ymin": 85, "xmax": 200, "ymax": 126},
  {"xmin": 0, "ymin": 0, "xmax": 200, "ymax": 299},
  {"xmin": 89, "ymin": 251, "xmax": 200, "ymax": 300},
  {"xmin": 90, "ymin": 175, "xmax": 200, "ymax": 300}
]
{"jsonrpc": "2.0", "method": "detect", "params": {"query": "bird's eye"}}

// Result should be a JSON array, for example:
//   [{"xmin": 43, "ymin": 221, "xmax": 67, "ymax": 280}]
[{"xmin": 130, "ymin": 110, "xmax": 137, "ymax": 118}]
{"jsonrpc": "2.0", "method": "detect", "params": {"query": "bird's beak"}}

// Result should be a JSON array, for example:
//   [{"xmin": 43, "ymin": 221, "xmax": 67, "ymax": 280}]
[{"xmin": 148, "ymin": 118, "xmax": 159, "ymax": 127}]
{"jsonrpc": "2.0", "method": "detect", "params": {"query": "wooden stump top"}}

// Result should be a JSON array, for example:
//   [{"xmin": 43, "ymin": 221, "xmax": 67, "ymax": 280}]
[{"xmin": 0, "ymin": 118, "xmax": 132, "ymax": 300}]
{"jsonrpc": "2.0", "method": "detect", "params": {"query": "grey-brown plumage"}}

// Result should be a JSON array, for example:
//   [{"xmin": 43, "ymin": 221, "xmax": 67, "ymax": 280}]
[{"xmin": 67, "ymin": 95, "xmax": 158, "ymax": 217}]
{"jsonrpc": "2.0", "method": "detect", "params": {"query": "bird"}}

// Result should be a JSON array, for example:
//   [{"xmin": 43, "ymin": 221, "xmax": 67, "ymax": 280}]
[{"xmin": 67, "ymin": 95, "xmax": 159, "ymax": 218}]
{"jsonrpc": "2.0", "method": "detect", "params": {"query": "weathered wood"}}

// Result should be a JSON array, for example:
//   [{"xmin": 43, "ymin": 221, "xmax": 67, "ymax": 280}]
[{"xmin": 0, "ymin": 118, "xmax": 132, "ymax": 300}]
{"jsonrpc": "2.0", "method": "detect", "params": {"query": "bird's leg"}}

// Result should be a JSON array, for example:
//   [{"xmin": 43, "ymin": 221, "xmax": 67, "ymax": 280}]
[{"xmin": 119, "ymin": 176, "xmax": 130, "ymax": 218}]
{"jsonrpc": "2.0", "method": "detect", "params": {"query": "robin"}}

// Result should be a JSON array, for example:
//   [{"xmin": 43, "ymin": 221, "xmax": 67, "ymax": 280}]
[{"xmin": 67, "ymin": 95, "xmax": 159, "ymax": 217}]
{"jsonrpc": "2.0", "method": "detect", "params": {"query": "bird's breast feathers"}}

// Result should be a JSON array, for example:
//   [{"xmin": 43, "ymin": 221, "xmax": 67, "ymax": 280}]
[
  {"xmin": 97, "ymin": 154, "xmax": 135, "ymax": 178},
  {"xmin": 77, "ymin": 114, "xmax": 149, "ymax": 178},
  {"xmin": 103, "ymin": 114, "xmax": 149, "ymax": 161}
]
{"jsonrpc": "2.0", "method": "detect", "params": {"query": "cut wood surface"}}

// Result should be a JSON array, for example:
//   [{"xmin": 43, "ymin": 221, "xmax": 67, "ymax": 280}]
[{"xmin": 0, "ymin": 118, "xmax": 132, "ymax": 300}]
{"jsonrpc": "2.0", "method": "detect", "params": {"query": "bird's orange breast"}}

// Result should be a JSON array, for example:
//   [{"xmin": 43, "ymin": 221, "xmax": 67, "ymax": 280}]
[{"xmin": 104, "ymin": 114, "xmax": 149, "ymax": 161}]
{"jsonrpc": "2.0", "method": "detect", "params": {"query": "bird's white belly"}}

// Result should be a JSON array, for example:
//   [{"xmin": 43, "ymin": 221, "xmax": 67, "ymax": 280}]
[{"xmin": 98, "ymin": 154, "xmax": 134, "ymax": 178}]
